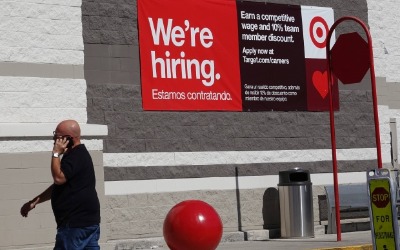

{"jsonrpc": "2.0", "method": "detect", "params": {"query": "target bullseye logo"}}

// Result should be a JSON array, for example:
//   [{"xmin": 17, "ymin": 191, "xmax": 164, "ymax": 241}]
[{"xmin": 309, "ymin": 16, "xmax": 329, "ymax": 48}]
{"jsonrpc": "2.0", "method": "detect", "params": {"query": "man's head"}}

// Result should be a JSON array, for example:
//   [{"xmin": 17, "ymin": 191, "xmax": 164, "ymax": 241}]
[{"xmin": 53, "ymin": 120, "xmax": 81, "ymax": 147}]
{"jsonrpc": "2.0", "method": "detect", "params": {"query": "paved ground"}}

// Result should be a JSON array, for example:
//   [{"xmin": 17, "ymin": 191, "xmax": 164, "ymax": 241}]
[
  {"xmin": 216, "ymin": 231, "xmax": 372, "ymax": 250},
  {"xmin": 131, "ymin": 230, "xmax": 373, "ymax": 250}
]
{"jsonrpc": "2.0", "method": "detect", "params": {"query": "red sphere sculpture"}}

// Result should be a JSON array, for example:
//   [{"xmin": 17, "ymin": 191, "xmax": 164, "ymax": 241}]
[{"xmin": 163, "ymin": 200, "xmax": 223, "ymax": 250}]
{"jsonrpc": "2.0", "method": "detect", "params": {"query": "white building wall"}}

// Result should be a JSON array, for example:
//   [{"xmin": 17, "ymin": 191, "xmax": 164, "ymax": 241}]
[
  {"xmin": 0, "ymin": 0, "xmax": 87, "ymax": 125},
  {"xmin": 367, "ymin": 0, "xmax": 400, "ymax": 167},
  {"xmin": 368, "ymin": 0, "xmax": 400, "ymax": 83}
]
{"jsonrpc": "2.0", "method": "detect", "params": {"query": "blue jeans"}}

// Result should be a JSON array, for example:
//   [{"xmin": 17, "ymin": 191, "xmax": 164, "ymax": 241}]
[{"xmin": 54, "ymin": 224, "xmax": 100, "ymax": 250}]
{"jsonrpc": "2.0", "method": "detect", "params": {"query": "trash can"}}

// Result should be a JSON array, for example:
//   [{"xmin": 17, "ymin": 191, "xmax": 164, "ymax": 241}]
[{"xmin": 278, "ymin": 168, "xmax": 314, "ymax": 238}]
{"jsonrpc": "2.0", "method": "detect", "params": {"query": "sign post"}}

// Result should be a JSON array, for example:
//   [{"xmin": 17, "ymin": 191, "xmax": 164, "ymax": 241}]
[
  {"xmin": 367, "ymin": 168, "xmax": 399, "ymax": 250},
  {"xmin": 326, "ymin": 16, "xmax": 383, "ymax": 241}
]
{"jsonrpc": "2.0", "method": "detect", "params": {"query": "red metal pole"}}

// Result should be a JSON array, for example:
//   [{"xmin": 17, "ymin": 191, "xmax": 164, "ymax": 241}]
[
  {"xmin": 326, "ymin": 23, "xmax": 341, "ymax": 241},
  {"xmin": 330, "ymin": 16, "xmax": 382, "ymax": 167},
  {"xmin": 326, "ymin": 16, "xmax": 383, "ymax": 241},
  {"xmin": 326, "ymin": 58, "xmax": 341, "ymax": 241},
  {"xmin": 354, "ymin": 19, "xmax": 382, "ymax": 168}
]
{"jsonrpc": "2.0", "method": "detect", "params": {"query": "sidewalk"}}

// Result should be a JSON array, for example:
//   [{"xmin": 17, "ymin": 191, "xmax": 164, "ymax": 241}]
[
  {"xmin": 104, "ymin": 230, "xmax": 373, "ymax": 250},
  {"xmin": 216, "ymin": 231, "xmax": 372, "ymax": 250}
]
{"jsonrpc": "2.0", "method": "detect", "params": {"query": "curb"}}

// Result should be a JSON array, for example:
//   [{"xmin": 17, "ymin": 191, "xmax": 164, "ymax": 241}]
[
  {"xmin": 314, "ymin": 244, "xmax": 372, "ymax": 250},
  {"xmin": 101, "ymin": 231, "xmax": 246, "ymax": 250}
]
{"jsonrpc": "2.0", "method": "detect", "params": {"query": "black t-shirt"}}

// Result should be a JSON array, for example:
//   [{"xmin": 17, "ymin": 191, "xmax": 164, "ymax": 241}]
[{"xmin": 51, "ymin": 144, "xmax": 100, "ymax": 228}]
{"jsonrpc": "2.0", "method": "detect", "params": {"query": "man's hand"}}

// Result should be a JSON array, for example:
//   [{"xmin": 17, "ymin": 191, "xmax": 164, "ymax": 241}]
[
  {"xmin": 53, "ymin": 137, "xmax": 69, "ymax": 155},
  {"xmin": 20, "ymin": 197, "xmax": 39, "ymax": 217}
]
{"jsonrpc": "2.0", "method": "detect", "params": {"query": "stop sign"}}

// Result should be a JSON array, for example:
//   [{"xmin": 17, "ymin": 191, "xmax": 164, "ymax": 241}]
[
  {"xmin": 371, "ymin": 187, "xmax": 390, "ymax": 208},
  {"xmin": 330, "ymin": 32, "xmax": 370, "ymax": 84}
]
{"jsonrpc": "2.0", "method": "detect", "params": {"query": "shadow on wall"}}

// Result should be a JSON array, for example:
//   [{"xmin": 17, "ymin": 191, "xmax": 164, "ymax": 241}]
[{"xmin": 263, "ymin": 188, "xmax": 280, "ymax": 232}]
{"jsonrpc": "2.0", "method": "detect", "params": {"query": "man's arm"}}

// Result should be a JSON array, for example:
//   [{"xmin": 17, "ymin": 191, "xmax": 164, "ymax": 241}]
[
  {"xmin": 51, "ymin": 155, "xmax": 66, "ymax": 185},
  {"xmin": 51, "ymin": 137, "xmax": 68, "ymax": 185},
  {"xmin": 20, "ymin": 184, "xmax": 53, "ymax": 217}
]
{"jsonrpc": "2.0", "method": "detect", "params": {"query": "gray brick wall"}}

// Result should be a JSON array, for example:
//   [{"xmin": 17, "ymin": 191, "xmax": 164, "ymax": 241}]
[
  {"xmin": 82, "ymin": 1, "xmax": 373, "ymax": 148},
  {"xmin": 85, "ymin": 44, "xmax": 374, "ymax": 153},
  {"xmin": 104, "ymin": 159, "xmax": 377, "ymax": 181},
  {"xmin": 82, "ymin": 0, "xmax": 375, "ymax": 173}
]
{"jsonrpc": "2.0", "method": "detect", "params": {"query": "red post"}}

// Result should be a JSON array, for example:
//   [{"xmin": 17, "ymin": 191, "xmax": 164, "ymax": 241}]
[{"xmin": 326, "ymin": 16, "xmax": 382, "ymax": 242}]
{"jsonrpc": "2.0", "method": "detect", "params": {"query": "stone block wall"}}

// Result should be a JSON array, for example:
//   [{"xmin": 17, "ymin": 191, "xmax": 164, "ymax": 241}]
[
  {"xmin": 105, "ymin": 189, "xmax": 261, "ymax": 240},
  {"xmin": 367, "ymin": 0, "xmax": 400, "ymax": 83},
  {"xmin": 82, "ymin": 0, "xmax": 380, "ymax": 167},
  {"xmin": 0, "ymin": 0, "xmax": 87, "ymax": 123},
  {"xmin": 1, "ymin": 0, "xmax": 400, "ymax": 247},
  {"xmin": 0, "ymin": 149, "xmax": 106, "ymax": 249},
  {"xmin": 81, "ymin": 0, "xmax": 392, "ymax": 241},
  {"xmin": 104, "ymin": 185, "xmax": 328, "ymax": 241}
]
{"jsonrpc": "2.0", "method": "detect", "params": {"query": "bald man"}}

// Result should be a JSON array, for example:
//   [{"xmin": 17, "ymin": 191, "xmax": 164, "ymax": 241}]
[{"xmin": 20, "ymin": 120, "xmax": 101, "ymax": 249}]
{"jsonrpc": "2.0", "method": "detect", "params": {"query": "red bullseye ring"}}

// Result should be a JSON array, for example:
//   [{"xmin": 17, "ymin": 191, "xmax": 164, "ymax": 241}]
[{"xmin": 309, "ymin": 16, "xmax": 329, "ymax": 48}]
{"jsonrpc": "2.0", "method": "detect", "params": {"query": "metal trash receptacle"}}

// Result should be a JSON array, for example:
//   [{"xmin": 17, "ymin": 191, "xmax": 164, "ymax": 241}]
[{"xmin": 278, "ymin": 168, "xmax": 314, "ymax": 238}]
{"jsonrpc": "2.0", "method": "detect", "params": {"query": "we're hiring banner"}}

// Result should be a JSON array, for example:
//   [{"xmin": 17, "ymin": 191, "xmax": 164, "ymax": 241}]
[{"xmin": 138, "ymin": 0, "xmax": 339, "ymax": 111}]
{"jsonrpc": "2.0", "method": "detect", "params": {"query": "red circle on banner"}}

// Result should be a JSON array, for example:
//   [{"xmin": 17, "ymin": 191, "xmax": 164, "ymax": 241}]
[
  {"xmin": 372, "ymin": 187, "xmax": 390, "ymax": 208},
  {"xmin": 316, "ymin": 27, "xmax": 323, "ymax": 37},
  {"xmin": 309, "ymin": 16, "xmax": 329, "ymax": 48}
]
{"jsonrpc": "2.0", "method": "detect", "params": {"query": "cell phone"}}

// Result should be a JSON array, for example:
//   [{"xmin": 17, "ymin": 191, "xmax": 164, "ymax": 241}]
[{"xmin": 66, "ymin": 136, "xmax": 74, "ymax": 149}]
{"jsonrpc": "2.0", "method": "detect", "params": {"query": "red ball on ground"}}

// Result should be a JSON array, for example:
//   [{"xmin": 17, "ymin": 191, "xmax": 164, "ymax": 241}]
[{"xmin": 163, "ymin": 200, "xmax": 223, "ymax": 250}]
